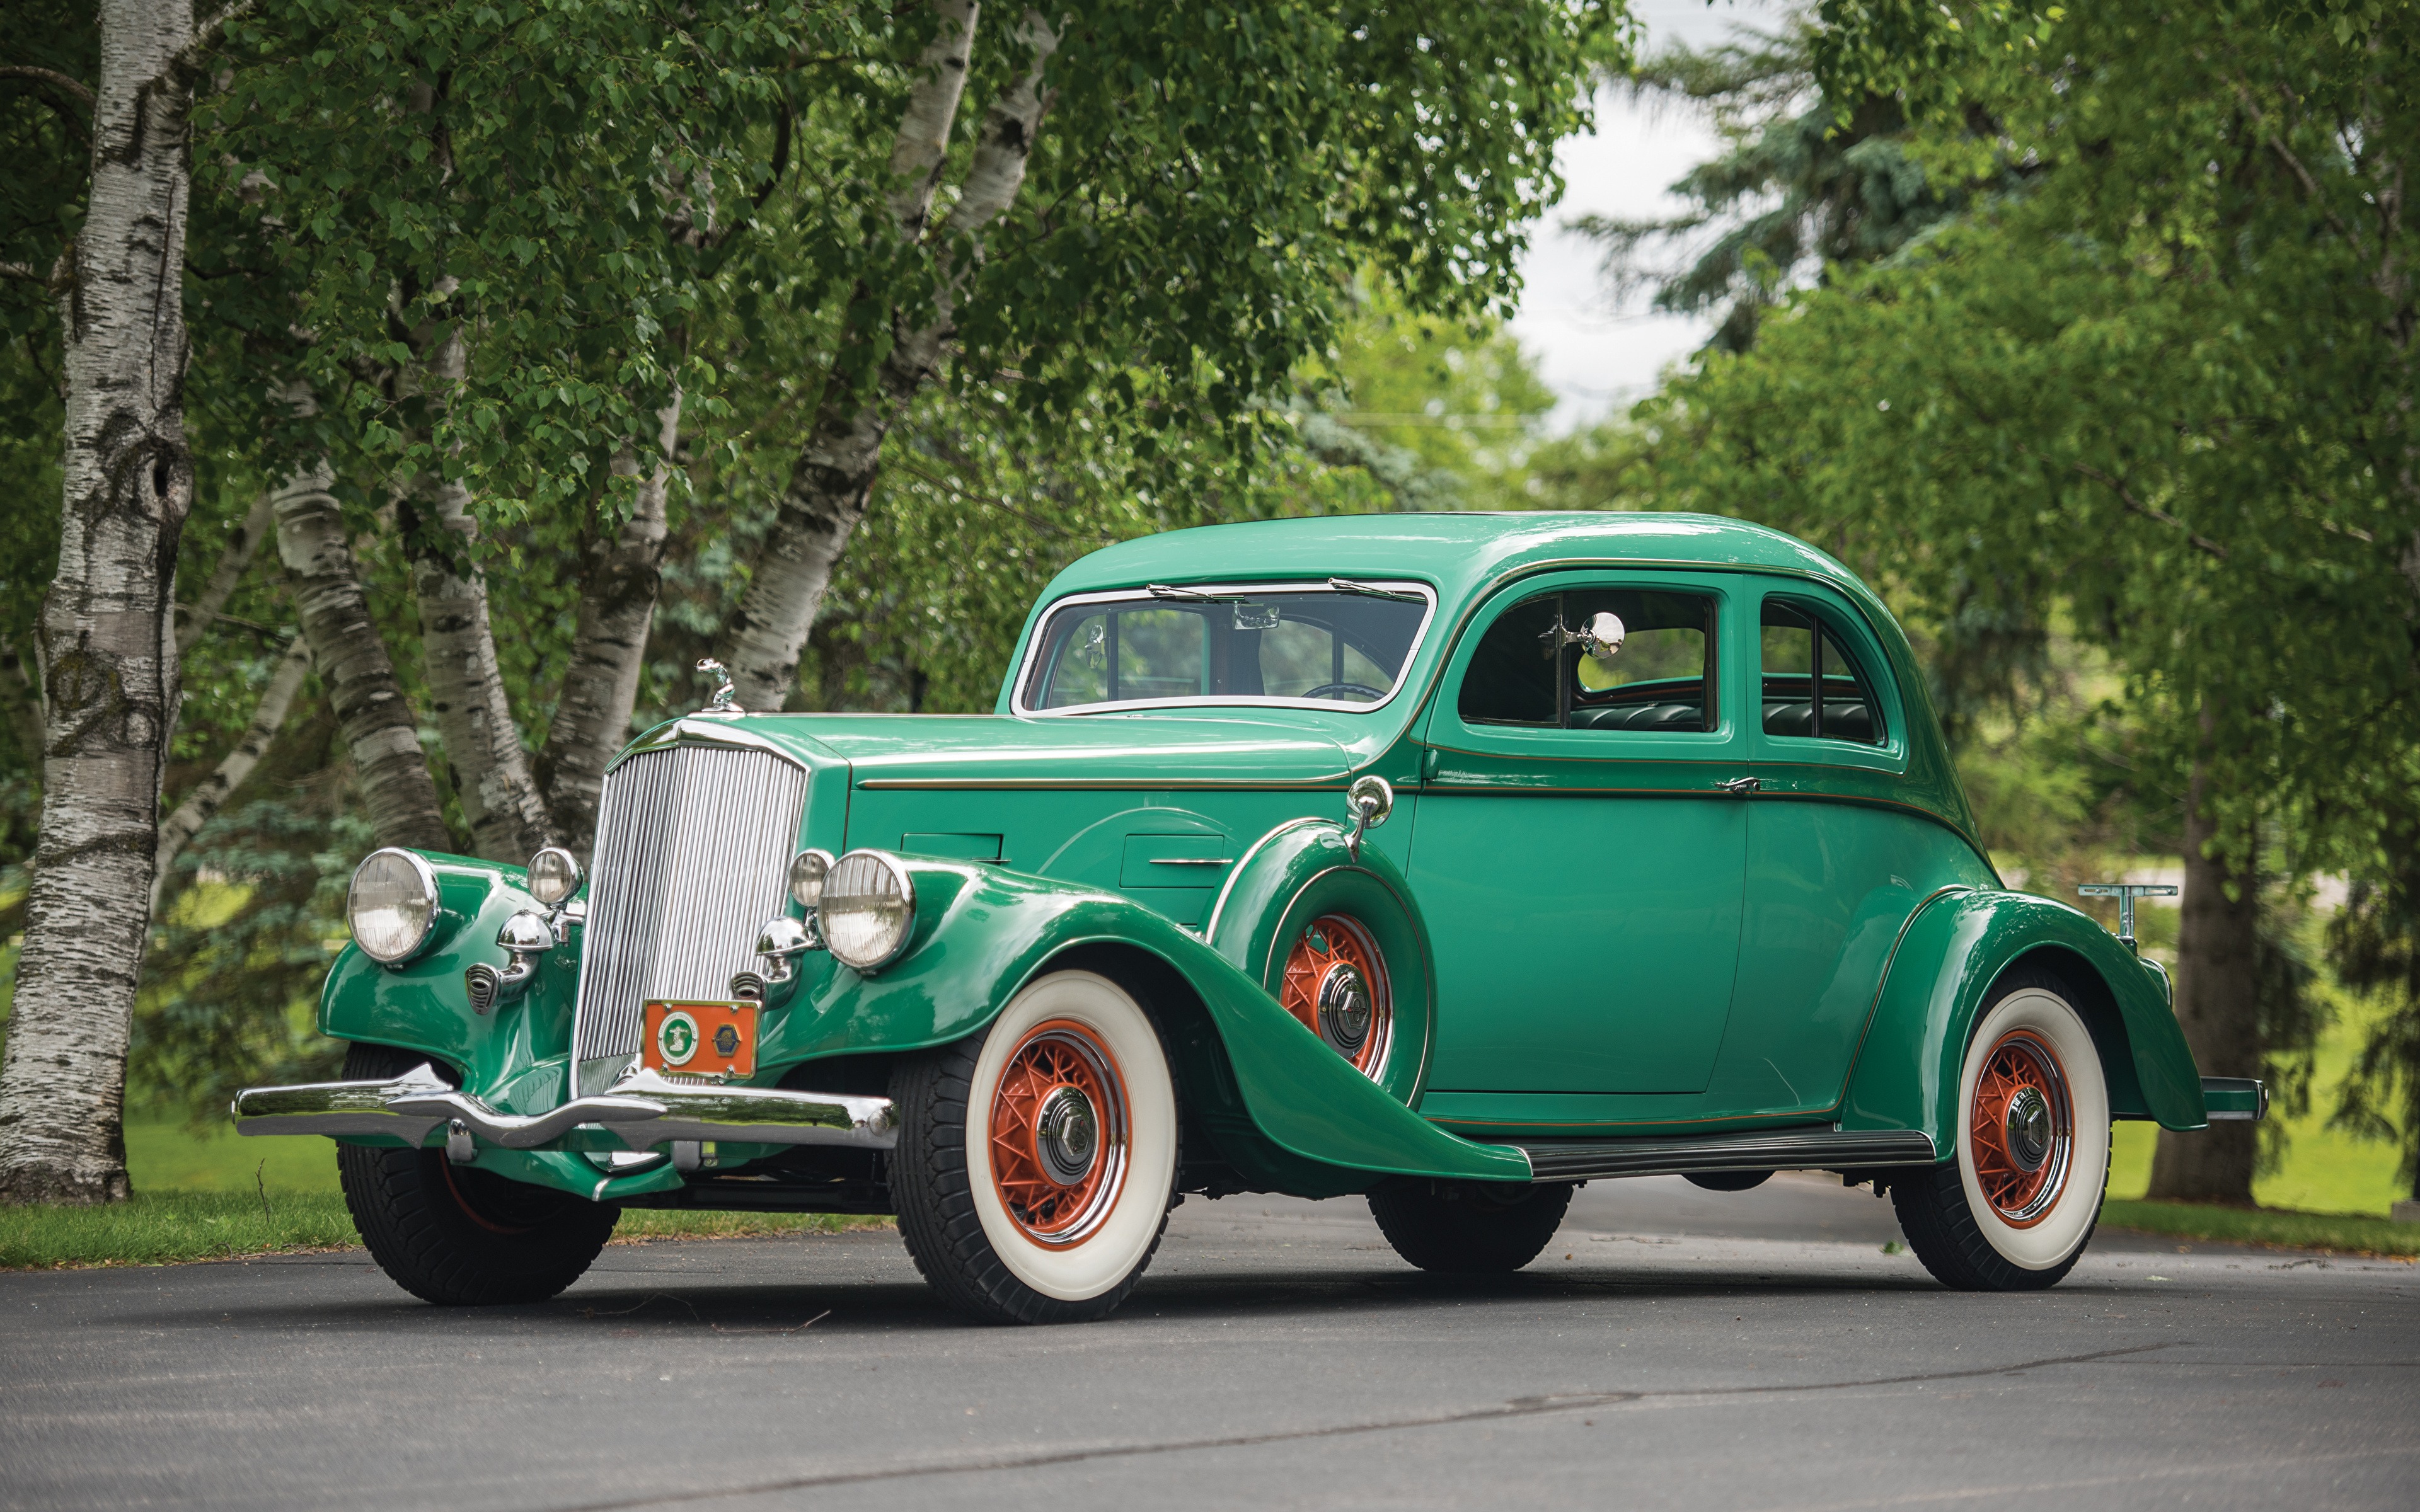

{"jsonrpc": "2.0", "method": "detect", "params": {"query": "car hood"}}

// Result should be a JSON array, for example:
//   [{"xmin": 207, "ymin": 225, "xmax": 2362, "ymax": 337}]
[{"xmin": 740, "ymin": 711, "xmax": 1357, "ymax": 788}]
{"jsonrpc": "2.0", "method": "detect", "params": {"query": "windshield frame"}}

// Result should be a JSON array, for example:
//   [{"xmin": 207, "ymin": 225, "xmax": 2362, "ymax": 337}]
[{"xmin": 1009, "ymin": 579, "xmax": 1439, "ymax": 718}]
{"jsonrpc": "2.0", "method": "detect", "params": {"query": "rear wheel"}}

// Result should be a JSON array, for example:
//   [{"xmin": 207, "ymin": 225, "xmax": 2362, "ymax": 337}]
[
  {"xmin": 335, "ymin": 1043, "xmax": 618, "ymax": 1305},
  {"xmin": 892, "ymin": 970, "xmax": 1180, "ymax": 1324},
  {"xmin": 1891, "ymin": 970, "xmax": 2111, "ymax": 1291},
  {"xmin": 1368, "ymin": 1179, "xmax": 1576, "ymax": 1273}
]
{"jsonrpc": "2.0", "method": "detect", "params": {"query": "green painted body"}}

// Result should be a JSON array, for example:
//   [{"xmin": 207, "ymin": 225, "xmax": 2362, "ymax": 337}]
[{"xmin": 312, "ymin": 513, "xmax": 2213, "ymax": 1205}]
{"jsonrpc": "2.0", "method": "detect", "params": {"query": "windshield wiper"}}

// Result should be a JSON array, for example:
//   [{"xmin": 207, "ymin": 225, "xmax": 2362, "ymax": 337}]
[{"xmin": 1327, "ymin": 578, "xmax": 1424, "ymax": 604}]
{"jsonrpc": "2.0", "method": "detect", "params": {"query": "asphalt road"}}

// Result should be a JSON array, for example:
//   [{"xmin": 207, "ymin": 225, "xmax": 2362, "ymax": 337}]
[{"xmin": 3, "ymin": 1173, "xmax": 2412, "ymax": 1512}]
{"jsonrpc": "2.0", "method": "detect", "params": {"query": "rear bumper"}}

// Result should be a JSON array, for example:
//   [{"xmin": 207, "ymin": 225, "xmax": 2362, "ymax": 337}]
[
  {"xmin": 2200, "ymin": 1075, "xmax": 2268, "ymax": 1122},
  {"xmin": 231, "ymin": 1063, "xmax": 898, "ymax": 1153}
]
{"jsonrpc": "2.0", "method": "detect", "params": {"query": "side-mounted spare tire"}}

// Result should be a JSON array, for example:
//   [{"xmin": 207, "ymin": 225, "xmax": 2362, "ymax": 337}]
[
  {"xmin": 1891, "ymin": 966, "xmax": 2111, "ymax": 1290},
  {"xmin": 336, "ymin": 1042, "xmax": 620, "ymax": 1305},
  {"xmin": 1207, "ymin": 818, "xmax": 1436, "ymax": 1106}
]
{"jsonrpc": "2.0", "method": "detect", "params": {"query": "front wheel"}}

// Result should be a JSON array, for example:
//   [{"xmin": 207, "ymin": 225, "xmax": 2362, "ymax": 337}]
[
  {"xmin": 1368, "ymin": 1179, "xmax": 1576, "ymax": 1273},
  {"xmin": 891, "ymin": 970, "xmax": 1180, "ymax": 1324},
  {"xmin": 336, "ymin": 1043, "xmax": 619, "ymax": 1305},
  {"xmin": 1891, "ymin": 970, "xmax": 2112, "ymax": 1290}
]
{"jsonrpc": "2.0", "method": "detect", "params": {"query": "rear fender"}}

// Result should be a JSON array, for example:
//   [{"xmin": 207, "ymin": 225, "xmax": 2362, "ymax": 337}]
[
  {"xmin": 1840, "ymin": 889, "xmax": 2207, "ymax": 1148},
  {"xmin": 768, "ymin": 858, "xmax": 1523, "ymax": 1191}
]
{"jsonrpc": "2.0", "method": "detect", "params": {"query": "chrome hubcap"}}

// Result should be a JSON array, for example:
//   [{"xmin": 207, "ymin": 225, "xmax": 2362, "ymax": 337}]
[
  {"xmin": 2005, "ymin": 1086, "xmax": 2053, "ymax": 1172},
  {"xmin": 1316, "ymin": 962, "xmax": 1373, "ymax": 1055},
  {"xmin": 1034, "ymin": 1085, "xmax": 1099, "ymax": 1186}
]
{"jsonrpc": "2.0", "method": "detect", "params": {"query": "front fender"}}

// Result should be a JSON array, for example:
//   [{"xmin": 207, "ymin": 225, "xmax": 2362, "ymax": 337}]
[
  {"xmin": 319, "ymin": 854, "xmax": 575, "ymax": 1116},
  {"xmin": 1840, "ymin": 889, "xmax": 2207, "ymax": 1149},
  {"xmin": 766, "ymin": 859, "xmax": 1524, "ymax": 1189}
]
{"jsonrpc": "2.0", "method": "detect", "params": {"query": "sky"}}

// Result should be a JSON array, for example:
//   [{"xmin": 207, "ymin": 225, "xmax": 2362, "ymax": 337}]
[{"xmin": 1507, "ymin": 0, "xmax": 1782, "ymax": 432}]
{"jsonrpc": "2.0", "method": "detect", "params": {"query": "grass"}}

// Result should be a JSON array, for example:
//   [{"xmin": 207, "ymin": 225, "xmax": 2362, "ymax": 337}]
[
  {"xmin": 0, "ymin": 1115, "xmax": 885, "ymax": 1269},
  {"xmin": 0, "ymin": 1186, "xmax": 885, "ymax": 1271},
  {"xmin": 2100, "ymin": 1199, "xmax": 2419, "ymax": 1257}
]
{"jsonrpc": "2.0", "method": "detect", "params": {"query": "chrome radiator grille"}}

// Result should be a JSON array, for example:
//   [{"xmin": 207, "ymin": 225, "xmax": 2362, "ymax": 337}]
[{"xmin": 570, "ymin": 743, "xmax": 809, "ymax": 1094}]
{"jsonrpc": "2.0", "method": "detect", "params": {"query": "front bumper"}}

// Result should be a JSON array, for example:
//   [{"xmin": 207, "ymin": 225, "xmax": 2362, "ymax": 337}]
[{"xmin": 231, "ymin": 1063, "xmax": 898, "ymax": 1154}]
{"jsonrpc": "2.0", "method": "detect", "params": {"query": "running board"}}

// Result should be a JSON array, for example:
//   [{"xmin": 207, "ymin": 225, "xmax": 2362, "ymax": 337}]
[{"xmin": 1500, "ymin": 1128, "xmax": 1939, "ymax": 1184}]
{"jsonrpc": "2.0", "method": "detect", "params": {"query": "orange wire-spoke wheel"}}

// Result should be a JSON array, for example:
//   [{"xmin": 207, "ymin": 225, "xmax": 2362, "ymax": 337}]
[
  {"xmin": 1968, "ymin": 1028, "xmax": 2074, "ymax": 1227},
  {"xmin": 988, "ymin": 1019, "xmax": 1131, "ymax": 1247},
  {"xmin": 1279, "ymin": 914, "xmax": 1392, "ymax": 1080}
]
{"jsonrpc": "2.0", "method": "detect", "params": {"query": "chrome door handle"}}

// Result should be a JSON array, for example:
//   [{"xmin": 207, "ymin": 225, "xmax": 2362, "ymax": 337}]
[{"xmin": 1721, "ymin": 776, "xmax": 1761, "ymax": 796}]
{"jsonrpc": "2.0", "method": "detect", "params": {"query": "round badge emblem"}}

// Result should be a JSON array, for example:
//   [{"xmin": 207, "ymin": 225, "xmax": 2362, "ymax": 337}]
[{"xmin": 656, "ymin": 1010, "xmax": 700, "ymax": 1067}]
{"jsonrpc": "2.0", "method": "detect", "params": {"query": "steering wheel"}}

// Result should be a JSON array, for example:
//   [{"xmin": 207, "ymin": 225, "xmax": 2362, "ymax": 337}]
[{"xmin": 1303, "ymin": 682, "xmax": 1388, "ymax": 702}]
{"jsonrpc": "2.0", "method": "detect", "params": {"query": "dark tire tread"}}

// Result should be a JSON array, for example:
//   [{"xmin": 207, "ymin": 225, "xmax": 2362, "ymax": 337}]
[
  {"xmin": 337, "ymin": 1043, "xmax": 618, "ymax": 1306},
  {"xmin": 1889, "ymin": 966, "xmax": 2107, "ymax": 1292},
  {"xmin": 890, "ymin": 1016, "xmax": 1173, "ymax": 1326}
]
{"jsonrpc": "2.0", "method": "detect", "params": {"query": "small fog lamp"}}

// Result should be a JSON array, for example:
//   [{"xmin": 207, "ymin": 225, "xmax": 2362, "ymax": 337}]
[{"xmin": 525, "ymin": 845, "xmax": 584, "ymax": 907}]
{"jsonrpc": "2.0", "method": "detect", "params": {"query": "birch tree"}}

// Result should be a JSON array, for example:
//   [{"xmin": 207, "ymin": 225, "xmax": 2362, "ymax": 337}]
[
  {"xmin": 713, "ymin": 1, "xmax": 1615, "ymax": 709},
  {"xmin": 0, "ymin": 0, "xmax": 227, "ymax": 1205}
]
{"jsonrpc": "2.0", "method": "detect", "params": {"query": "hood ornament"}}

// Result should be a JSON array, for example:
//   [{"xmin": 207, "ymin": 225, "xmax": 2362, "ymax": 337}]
[{"xmin": 695, "ymin": 658, "xmax": 744, "ymax": 715}]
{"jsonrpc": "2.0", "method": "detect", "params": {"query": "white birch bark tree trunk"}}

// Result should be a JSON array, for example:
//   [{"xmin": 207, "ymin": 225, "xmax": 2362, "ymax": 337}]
[
  {"xmin": 269, "ymin": 410, "xmax": 452, "ymax": 854},
  {"xmin": 537, "ymin": 391, "xmax": 682, "ymax": 858},
  {"xmin": 716, "ymin": 4, "xmax": 1061, "ymax": 711},
  {"xmin": 0, "ymin": 0, "xmax": 200, "ymax": 1205},
  {"xmin": 397, "ymin": 325, "xmax": 550, "ymax": 862}
]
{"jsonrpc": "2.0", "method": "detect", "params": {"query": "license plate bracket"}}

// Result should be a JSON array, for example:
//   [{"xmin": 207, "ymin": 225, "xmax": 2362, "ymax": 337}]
[{"xmin": 641, "ymin": 1000, "xmax": 758, "ymax": 1079}]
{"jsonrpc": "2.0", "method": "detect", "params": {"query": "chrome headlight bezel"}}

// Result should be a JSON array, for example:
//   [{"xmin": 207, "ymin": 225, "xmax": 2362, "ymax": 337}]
[
  {"xmin": 349, "ymin": 848, "xmax": 440, "ymax": 964},
  {"xmin": 820, "ymin": 850, "xmax": 916, "ymax": 973}
]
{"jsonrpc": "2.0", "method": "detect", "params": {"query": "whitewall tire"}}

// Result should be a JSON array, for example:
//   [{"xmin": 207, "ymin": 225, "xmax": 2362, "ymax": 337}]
[
  {"xmin": 1892, "ymin": 969, "xmax": 2111, "ymax": 1290},
  {"xmin": 892, "ymin": 970, "xmax": 1178, "ymax": 1323}
]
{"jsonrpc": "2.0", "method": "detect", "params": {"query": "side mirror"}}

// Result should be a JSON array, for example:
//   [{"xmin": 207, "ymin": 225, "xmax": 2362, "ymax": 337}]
[{"xmin": 1344, "ymin": 774, "xmax": 1393, "ymax": 861}]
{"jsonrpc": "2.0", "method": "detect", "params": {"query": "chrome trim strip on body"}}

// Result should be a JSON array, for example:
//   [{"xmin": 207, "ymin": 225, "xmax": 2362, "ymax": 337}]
[
  {"xmin": 1006, "ymin": 580, "xmax": 1439, "ymax": 718},
  {"xmin": 1501, "ymin": 1127, "xmax": 1938, "ymax": 1183},
  {"xmin": 231, "ymin": 1064, "xmax": 899, "ymax": 1152}
]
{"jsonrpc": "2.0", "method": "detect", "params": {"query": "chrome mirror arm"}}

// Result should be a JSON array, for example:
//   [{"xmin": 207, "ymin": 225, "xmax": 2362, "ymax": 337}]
[{"xmin": 1342, "ymin": 775, "xmax": 1394, "ymax": 861}]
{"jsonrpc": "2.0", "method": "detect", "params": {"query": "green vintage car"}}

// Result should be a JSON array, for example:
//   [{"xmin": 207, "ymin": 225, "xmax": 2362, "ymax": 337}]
[{"xmin": 235, "ymin": 513, "xmax": 2262, "ymax": 1323}]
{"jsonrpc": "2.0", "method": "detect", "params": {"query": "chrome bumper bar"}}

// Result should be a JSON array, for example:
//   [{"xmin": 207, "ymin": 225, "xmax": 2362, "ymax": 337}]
[
  {"xmin": 2200, "ymin": 1075, "xmax": 2268, "ymax": 1122},
  {"xmin": 231, "ymin": 1063, "xmax": 898, "ymax": 1152}
]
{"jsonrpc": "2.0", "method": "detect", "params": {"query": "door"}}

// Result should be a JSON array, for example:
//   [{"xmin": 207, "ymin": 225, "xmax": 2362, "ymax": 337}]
[
  {"xmin": 1704, "ymin": 587, "xmax": 1988, "ymax": 1114},
  {"xmin": 1410, "ymin": 573, "xmax": 1749, "ymax": 1095}
]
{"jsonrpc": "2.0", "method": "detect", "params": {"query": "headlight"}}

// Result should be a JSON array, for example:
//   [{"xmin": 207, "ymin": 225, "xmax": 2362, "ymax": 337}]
[
  {"xmin": 821, "ymin": 851, "xmax": 915, "ymax": 973},
  {"xmin": 349, "ymin": 849, "xmax": 439, "ymax": 963},
  {"xmin": 788, "ymin": 848, "xmax": 836, "ymax": 910},
  {"xmin": 526, "ymin": 845, "xmax": 583, "ymax": 907}
]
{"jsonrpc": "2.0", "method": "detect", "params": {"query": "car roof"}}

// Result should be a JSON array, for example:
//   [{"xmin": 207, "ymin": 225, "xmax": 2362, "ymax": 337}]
[{"xmin": 1037, "ymin": 511, "xmax": 1876, "ymax": 609}]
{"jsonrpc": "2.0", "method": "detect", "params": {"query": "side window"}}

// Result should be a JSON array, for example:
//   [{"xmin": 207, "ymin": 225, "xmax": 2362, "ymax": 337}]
[
  {"xmin": 1760, "ymin": 600, "xmax": 1885, "ymax": 745},
  {"xmin": 1457, "ymin": 588, "xmax": 1719, "ymax": 733}
]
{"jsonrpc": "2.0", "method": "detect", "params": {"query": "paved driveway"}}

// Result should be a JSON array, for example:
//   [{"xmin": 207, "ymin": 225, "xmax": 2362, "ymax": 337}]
[{"xmin": 3, "ymin": 1174, "xmax": 2412, "ymax": 1511}]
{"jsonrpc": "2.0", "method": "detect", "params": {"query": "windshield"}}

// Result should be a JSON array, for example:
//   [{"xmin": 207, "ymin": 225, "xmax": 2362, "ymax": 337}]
[{"xmin": 1018, "ymin": 582, "xmax": 1434, "ymax": 713}]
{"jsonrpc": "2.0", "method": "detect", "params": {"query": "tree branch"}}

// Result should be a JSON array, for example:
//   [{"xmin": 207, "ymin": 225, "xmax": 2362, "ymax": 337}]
[
  {"xmin": 151, "ymin": 633, "xmax": 313, "ymax": 920},
  {"xmin": 176, "ymin": 491, "xmax": 277, "ymax": 655},
  {"xmin": 0, "ymin": 66, "xmax": 95, "ymax": 141},
  {"xmin": 2058, "ymin": 454, "xmax": 2232, "ymax": 561}
]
